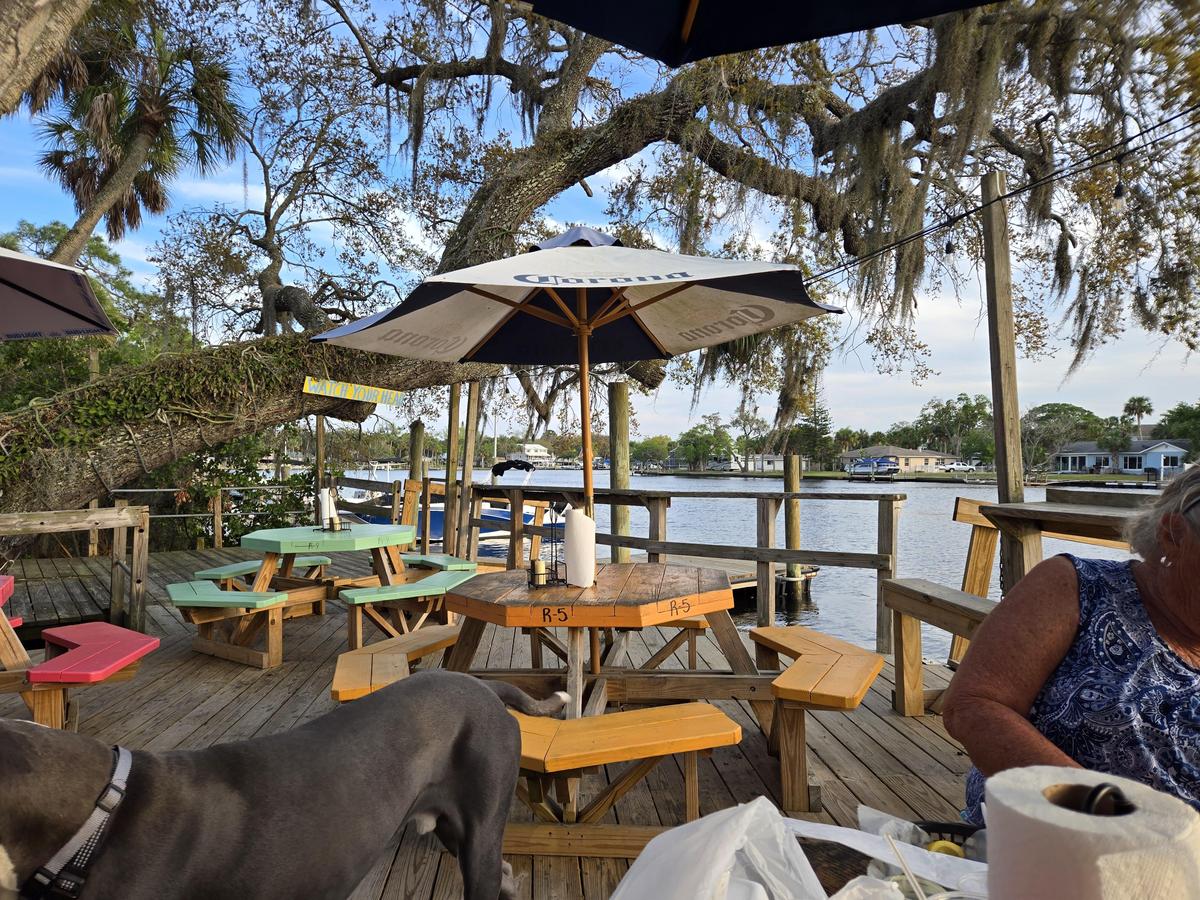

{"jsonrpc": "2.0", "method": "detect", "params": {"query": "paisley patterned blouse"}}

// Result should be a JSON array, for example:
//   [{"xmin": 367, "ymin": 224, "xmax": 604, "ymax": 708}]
[{"xmin": 963, "ymin": 554, "xmax": 1200, "ymax": 825}]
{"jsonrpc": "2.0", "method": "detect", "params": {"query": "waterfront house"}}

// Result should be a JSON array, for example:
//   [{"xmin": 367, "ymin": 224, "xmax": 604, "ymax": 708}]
[
  {"xmin": 508, "ymin": 443, "xmax": 555, "ymax": 465},
  {"xmin": 837, "ymin": 444, "xmax": 960, "ymax": 473},
  {"xmin": 1052, "ymin": 439, "xmax": 1191, "ymax": 475}
]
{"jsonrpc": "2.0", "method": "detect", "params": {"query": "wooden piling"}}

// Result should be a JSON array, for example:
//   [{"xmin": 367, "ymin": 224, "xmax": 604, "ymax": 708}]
[
  {"xmin": 608, "ymin": 379, "xmax": 631, "ymax": 564},
  {"xmin": 981, "ymin": 171, "xmax": 1041, "ymax": 592},
  {"xmin": 444, "ymin": 383, "xmax": 462, "ymax": 554},
  {"xmin": 784, "ymin": 454, "xmax": 801, "ymax": 593},
  {"xmin": 314, "ymin": 413, "xmax": 325, "ymax": 523},
  {"xmin": 408, "ymin": 420, "xmax": 426, "ymax": 485},
  {"xmin": 456, "ymin": 382, "xmax": 481, "ymax": 557}
]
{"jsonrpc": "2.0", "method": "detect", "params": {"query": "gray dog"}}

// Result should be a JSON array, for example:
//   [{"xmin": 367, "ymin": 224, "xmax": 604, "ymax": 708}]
[{"xmin": 0, "ymin": 670, "xmax": 566, "ymax": 900}]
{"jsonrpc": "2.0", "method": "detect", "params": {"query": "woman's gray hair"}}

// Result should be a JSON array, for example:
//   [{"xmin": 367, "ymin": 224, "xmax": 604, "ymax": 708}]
[{"xmin": 1125, "ymin": 465, "xmax": 1200, "ymax": 560}]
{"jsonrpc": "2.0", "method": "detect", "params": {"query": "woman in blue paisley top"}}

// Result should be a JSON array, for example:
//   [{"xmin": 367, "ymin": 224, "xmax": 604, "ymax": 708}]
[{"xmin": 943, "ymin": 467, "xmax": 1200, "ymax": 825}]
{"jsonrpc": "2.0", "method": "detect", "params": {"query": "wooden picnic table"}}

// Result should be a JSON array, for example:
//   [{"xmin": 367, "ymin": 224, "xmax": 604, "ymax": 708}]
[
  {"xmin": 239, "ymin": 523, "xmax": 418, "ymax": 604},
  {"xmin": 444, "ymin": 562, "xmax": 758, "ymax": 718}
]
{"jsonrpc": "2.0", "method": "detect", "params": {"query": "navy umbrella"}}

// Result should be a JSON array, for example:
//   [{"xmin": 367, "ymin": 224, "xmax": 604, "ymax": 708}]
[
  {"xmin": 527, "ymin": 0, "xmax": 994, "ymax": 67},
  {"xmin": 314, "ymin": 227, "xmax": 838, "ymax": 509}
]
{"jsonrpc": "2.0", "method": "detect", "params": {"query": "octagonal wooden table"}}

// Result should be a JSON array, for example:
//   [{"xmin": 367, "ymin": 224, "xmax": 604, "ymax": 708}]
[{"xmin": 445, "ymin": 562, "xmax": 761, "ymax": 717}]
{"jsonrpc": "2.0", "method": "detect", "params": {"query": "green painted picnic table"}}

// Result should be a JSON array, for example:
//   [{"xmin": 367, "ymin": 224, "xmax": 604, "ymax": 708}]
[{"xmin": 237, "ymin": 523, "xmax": 418, "ymax": 606}]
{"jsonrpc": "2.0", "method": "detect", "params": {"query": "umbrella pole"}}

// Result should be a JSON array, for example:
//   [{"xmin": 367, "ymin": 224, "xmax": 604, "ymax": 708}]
[{"xmin": 577, "ymin": 324, "xmax": 594, "ymax": 518}]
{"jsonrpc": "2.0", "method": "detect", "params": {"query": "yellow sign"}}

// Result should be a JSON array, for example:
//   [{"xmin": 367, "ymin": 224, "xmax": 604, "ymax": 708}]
[{"xmin": 302, "ymin": 376, "xmax": 404, "ymax": 406}]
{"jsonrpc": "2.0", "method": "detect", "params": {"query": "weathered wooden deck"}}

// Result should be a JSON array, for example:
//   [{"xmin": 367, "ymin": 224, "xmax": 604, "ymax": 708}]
[{"xmin": 2, "ymin": 549, "xmax": 969, "ymax": 899}]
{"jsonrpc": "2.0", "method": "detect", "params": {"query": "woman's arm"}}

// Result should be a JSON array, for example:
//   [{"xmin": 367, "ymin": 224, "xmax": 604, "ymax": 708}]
[{"xmin": 942, "ymin": 555, "xmax": 1083, "ymax": 775}]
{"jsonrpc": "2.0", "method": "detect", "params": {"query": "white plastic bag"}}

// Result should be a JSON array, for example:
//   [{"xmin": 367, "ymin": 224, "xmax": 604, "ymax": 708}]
[{"xmin": 611, "ymin": 796, "xmax": 826, "ymax": 900}]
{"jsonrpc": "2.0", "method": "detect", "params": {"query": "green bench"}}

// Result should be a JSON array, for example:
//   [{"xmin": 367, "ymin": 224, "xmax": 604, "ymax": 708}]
[
  {"xmin": 166, "ymin": 581, "xmax": 291, "ymax": 669},
  {"xmin": 399, "ymin": 553, "xmax": 476, "ymax": 571},
  {"xmin": 194, "ymin": 556, "xmax": 332, "ymax": 588},
  {"xmin": 340, "ymin": 569, "xmax": 477, "ymax": 650}
]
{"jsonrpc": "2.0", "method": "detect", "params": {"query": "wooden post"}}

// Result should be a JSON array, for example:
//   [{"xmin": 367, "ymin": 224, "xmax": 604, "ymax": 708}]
[
  {"xmin": 646, "ymin": 498, "xmax": 668, "ymax": 564},
  {"xmin": 129, "ymin": 507, "xmax": 149, "ymax": 633},
  {"xmin": 756, "ymin": 497, "xmax": 779, "ymax": 628},
  {"xmin": 444, "ymin": 382, "xmax": 462, "ymax": 553},
  {"xmin": 87, "ymin": 499, "xmax": 100, "ymax": 557},
  {"xmin": 576, "ymin": 311, "xmax": 595, "ymax": 516},
  {"xmin": 982, "ymin": 170, "xmax": 1041, "ymax": 593},
  {"xmin": 408, "ymin": 420, "xmax": 426, "ymax": 484},
  {"xmin": 110, "ymin": 499, "xmax": 128, "ymax": 625},
  {"xmin": 506, "ymin": 488, "xmax": 525, "ymax": 570},
  {"xmin": 784, "ymin": 454, "xmax": 801, "ymax": 589},
  {"xmin": 875, "ymin": 498, "xmax": 901, "ymax": 653},
  {"xmin": 457, "ymin": 382, "xmax": 481, "ymax": 557},
  {"xmin": 390, "ymin": 479, "xmax": 403, "ymax": 525},
  {"xmin": 211, "ymin": 493, "xmax": 224, "ymax": 549},
  {"xmin": 420, "ymin": 477, "xmax": 433, "ymax": 554},
  {"xmin": 608, "ymin": 379, "xmax": 631, "ymax": 564},
  {"xmin": 314, "ymin": 413, "xmax": 326, "ymax": 490}
]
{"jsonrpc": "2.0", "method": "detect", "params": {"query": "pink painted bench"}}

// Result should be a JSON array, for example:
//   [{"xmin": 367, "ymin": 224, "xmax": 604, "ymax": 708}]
[
  {"xmin": 1, "ymin": 573, "xmax": 159, "ymax": 728},
  {"xmin": 30, "ymin": 621, "xmax": 160, "ymax": 684}
]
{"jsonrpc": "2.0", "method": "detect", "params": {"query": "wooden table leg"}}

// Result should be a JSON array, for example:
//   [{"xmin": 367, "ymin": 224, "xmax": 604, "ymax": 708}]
[
  {"xmin": 893, "ymin": 609, "xmax": 925, "ymax": 716},
  {"xmin": 565, "ymin": 627, "xmax": 586, "ymax": 719},
  {"xmin": 778, "ymin": 702, "xmax": 812, "ymax": 814},
  {"xmin": 445, "ymin": 617, "xmax": 488, "ymax": 672},
  {"xmin": 704, "ymin": 609, "xmax": 774, "ymax": 733},
  {"xmin": 251, "ymin": 552, "xmax": 279, "ymax": 592},
  {"xmin": 589, "ymin": 627, "xmax": 601, "ymax": 675}
]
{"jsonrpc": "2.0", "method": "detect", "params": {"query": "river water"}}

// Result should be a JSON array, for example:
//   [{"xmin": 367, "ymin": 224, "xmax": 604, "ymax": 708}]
[{"xmin": 349, "ymin": 468, "xmax": 1133, "ymax": 656}]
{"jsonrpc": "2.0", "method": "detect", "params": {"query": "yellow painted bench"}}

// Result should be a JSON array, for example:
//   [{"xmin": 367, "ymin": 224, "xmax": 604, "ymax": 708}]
[
  {"xmin": 505, "ymin": 702, "xmax": 740, "ymax": 857},
  {"xmin": 329, "ymin": 624, "xmax": 461, "ymax": 702},
  {"xmin": 749, "ymin": 626, "xmax": 884, "ymax": 814}
]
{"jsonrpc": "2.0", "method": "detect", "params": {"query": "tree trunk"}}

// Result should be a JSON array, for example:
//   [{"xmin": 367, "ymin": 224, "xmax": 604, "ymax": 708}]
[
  {"xmin": 50, "ymin": 129, "xmax": 157, "ymax": 264},
  {"xmin": 0, "ymin": 332, "xmax": 499, "ymax": 559},
  {"xmin": 0, "ymin": 0, "xmax": 91, "ymax": 117}
]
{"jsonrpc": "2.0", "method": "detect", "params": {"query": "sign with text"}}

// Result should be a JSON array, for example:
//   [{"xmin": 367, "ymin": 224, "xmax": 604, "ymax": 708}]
[{"xmin": 302, "ymin": 376, "xmax": 403, "ymax": 406}]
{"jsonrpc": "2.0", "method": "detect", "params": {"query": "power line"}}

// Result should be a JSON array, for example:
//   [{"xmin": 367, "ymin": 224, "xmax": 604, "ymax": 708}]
[{"xmin": 805, "ymin": 100, "xmax": 1200, "ymax": 287}]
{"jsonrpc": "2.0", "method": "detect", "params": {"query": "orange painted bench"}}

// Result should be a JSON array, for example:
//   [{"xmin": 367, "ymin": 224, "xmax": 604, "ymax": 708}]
[
  {"xmin": 749, "ymin": 626, "xmax": 884, "ymax": 814},
  {"xmin": 330, "ymin": 624, "xmax": 462, "ymax": 702},
  {"xmin": 506, "ymin": 702, "xmax": 741, "ymax": 856},
  {"xmin": 1, "ymin": 574, "xmax": 159, "ymax": 728}
]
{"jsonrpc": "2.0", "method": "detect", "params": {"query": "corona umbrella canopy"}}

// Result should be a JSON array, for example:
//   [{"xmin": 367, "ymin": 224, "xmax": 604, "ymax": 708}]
[{"xmin": 314, "ymin": 227, "xmax": 839, "ymax": 507}]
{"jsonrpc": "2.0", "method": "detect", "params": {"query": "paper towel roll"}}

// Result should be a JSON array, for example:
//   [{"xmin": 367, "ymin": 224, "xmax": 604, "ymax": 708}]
[
  {"xmin": 564, "ymin": 509, "xmax": 596, "ymax": 587},
  {"xmin": 986, "ymin": 765, "xmax": 1200, "ymax": 899}
]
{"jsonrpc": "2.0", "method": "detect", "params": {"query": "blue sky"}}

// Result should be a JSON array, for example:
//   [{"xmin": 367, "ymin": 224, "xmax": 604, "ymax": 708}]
[{"xmin": 3, "ymin": 90, "xmax": 1196, "ymax": 441}]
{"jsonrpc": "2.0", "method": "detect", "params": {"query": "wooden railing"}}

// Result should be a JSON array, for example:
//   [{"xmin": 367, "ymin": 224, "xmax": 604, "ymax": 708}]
[
  {"xmin": 0, "ymin": 504, "xmax": 150, "ymax": 632},
  {"xmin": 464, "ymin": 484, "xmax": 906, "ymax": 653}
]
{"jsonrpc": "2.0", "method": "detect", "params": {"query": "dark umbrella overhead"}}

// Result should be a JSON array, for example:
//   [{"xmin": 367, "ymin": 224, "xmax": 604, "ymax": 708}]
[
  {"xmin": 0, "ymin": 246, "xmax": 117, "ymax": 341},
  {"xmin": 314, "ymin": 227, "xmax": 838, "ymax": 509},
  {"xmin": 527, "ymin": 0, "xmax": 994, "ymax": 66},
  {"xmin": 492, "ymin": 459, "xmax": 536, "ymax": 478}
]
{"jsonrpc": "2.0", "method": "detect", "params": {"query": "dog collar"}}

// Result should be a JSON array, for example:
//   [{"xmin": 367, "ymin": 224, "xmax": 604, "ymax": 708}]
[{"xmin": 22, "ymin": 746, "xmax": 132, "ymax": 900}]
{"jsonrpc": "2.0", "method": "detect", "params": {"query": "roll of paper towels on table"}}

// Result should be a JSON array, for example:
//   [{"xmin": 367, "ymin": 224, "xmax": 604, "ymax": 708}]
[
  {"xmin": 564, "ymin": 509, "xmax": 596, "ymax": 587},
  {"xmin": 985, "ymin": 765, "xmax": 1200, "ymax": 899}
]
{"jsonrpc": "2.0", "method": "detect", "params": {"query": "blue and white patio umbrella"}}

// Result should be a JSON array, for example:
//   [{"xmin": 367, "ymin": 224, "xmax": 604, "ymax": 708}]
[
  {"xmin": 314, "ymin": 227, "xmax": 839, "ymax": 506},
  {"xmin": 0, "ymin": 246, "xmax": 116, "ymax": 341}
]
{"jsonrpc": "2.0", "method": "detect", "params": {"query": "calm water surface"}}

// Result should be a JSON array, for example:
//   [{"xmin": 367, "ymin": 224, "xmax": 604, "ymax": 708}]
[{"xmin": 352, "ymin": 468, "xmax": 1132, "ymax": 656}]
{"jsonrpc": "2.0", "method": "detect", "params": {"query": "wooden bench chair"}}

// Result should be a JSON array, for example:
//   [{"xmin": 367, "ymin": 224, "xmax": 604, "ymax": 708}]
[
  {"xmin": 750, "ymin": 625, "xmax": 884, "ymax": 814},
  {"xmin": 329, "ymin": 624, "xmax": 462, "ymax": 701},
  {"xmin": 399, "ymin": 553, "xmax": 476, "ymax": 571},
  {"xmin": 882, "ymin": 578, "xmax": 995, "ymax": 716},
  {"xmin": 167, "ymin": 581, "xmax": 292, "ymax": 668},
  {"xmin": 505, "ymin": 702, "xmax": 740, "ymax": 855},
  {"xmin": 340, "ymin": 568, "xmax": 476, "ymax": 650},
  {"xmin": 194, "ymin": 556, "xmax": 331, "ymax": 589},
  {"xmin": 1, "ymin": 575, "xmax": 159, "ymax": 728}
]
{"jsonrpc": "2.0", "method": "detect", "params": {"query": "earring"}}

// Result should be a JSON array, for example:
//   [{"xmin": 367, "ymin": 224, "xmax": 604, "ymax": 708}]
[{"xmin": 1160, "ymin": 555, "xmax": 1174, "ymax": 569}]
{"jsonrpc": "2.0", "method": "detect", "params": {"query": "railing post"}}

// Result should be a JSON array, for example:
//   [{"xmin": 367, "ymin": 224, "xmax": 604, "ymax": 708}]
[
  {"xmin": 390, "ymin": 479, "xmax": 403, "ymax": 525},
  {"xmin": 129, "ymin": 507, "xmax": 149, "ymax": 633},
  {"xmin": 211, "ymin": 492, "xmax": 224, "ymax": 549},
  {"xmin": 784, "ymin": 454, "xmax": 801, "ymax": 592},
  {"xmin": 876, "ymin": 497, "xmax": 901, "ymax": 653},
  {"xmin": 87, "ymin": 498, "xmax": 100, "ymax": 557},
  {"xmin": 110, "ymin": 499, "xmax": 129, "ymax": 626},
  {"xmin": 756, "ymin": 497, "xmax": 779, "ymax": 628},
  {"xmin": 444, "ymin": 382, "xmax": 462, "ymax": 553},
  {"xmin": 646, "ymin": 497, "xmax": 668, "ymax": 564},
  {"xmin": 456, "ymin": 382, "xmax": 481, "ymax": 558},
  {"xmin": 506, "ymin": 488, "xmax": 525, "ymax": 570}
]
